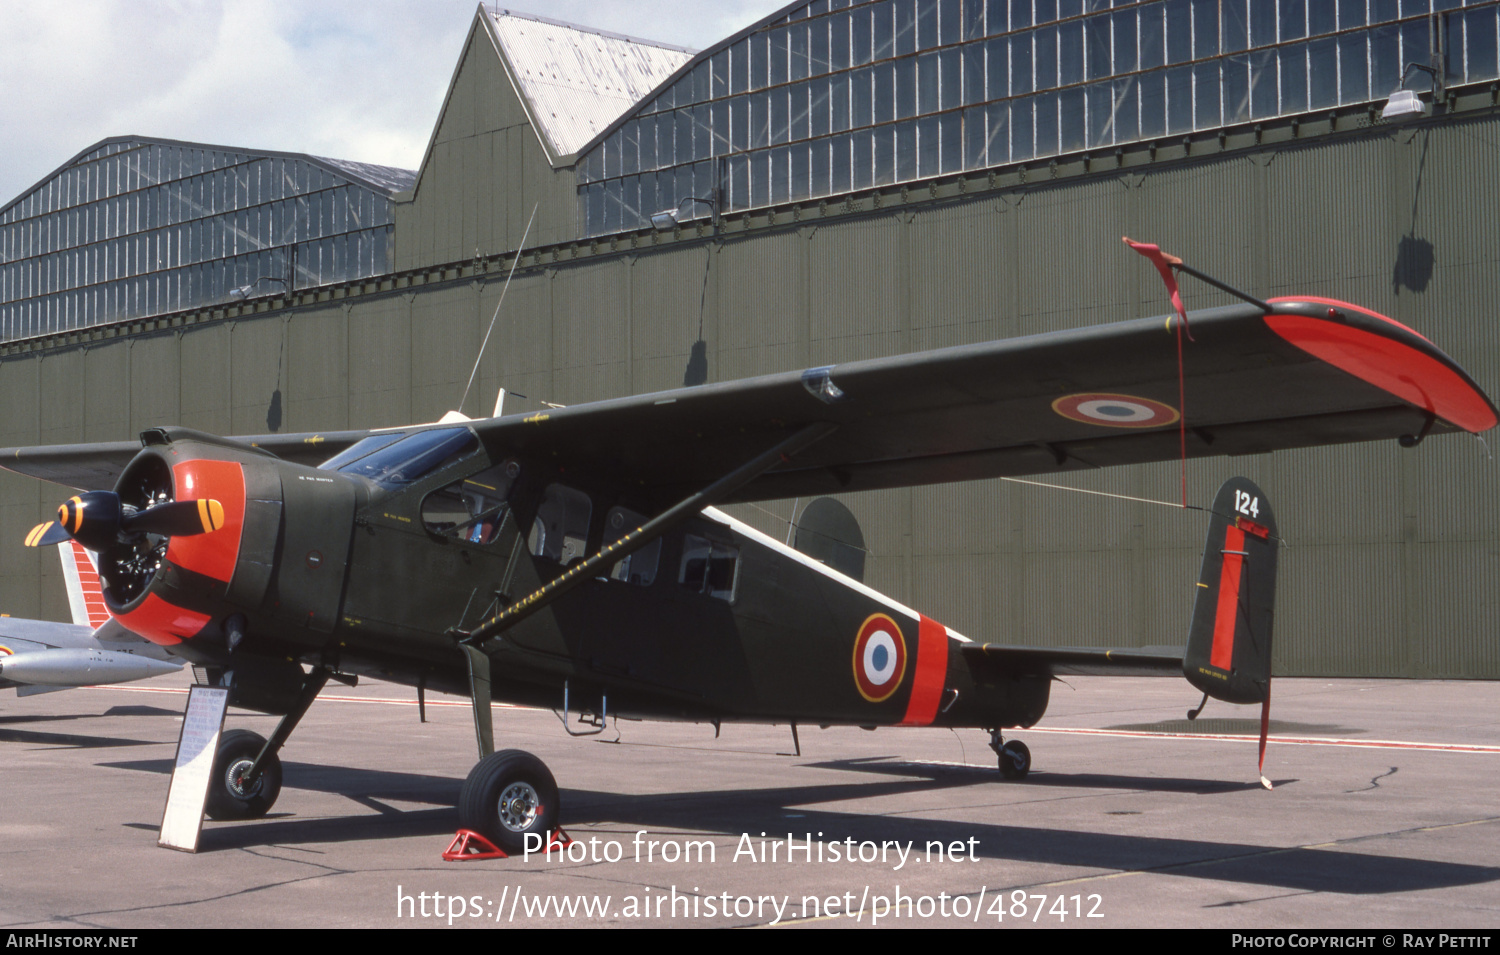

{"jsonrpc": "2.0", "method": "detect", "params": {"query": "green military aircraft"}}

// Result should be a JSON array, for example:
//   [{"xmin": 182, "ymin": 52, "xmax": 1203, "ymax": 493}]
[{"xmin": 6, "ymin": 290, "xmax": 1494, "ymax": 852}]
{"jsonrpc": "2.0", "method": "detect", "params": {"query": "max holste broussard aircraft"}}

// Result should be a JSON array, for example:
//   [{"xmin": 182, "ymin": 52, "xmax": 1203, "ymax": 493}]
[
  {"xmin": 4, "ymin": 247, "xmax": 1496, "ymax": 853},
  {"xmin": 1, "ymin": 540, "xmax": 181, "ymax": 696}
]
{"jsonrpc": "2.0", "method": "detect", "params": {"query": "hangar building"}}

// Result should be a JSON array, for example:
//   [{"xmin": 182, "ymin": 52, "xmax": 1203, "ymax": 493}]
[{"xmin": 2, "ymin": 1, "xmax": 1497, "ymax": 679}]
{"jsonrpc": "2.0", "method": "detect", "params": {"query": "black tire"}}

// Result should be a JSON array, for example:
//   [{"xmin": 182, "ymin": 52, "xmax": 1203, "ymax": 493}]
[
  {"xmin": 999, "ymin": 740, "xmax": 1031, "ymax": 780},
  {"xmin": 205, "ymin": 729, "xmax": 282, "ymax": 820},
  {"xmin": 458, "ymin": 749, "xmax": 560, "ymax": 854}
]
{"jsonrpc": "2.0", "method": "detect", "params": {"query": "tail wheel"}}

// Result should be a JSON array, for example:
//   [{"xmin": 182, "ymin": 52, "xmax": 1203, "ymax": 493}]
[
  {"xmin": 458, "ymin": 749, "xmax": 559, "ymax": 854},
  {"xmin": 999, "ymin": 740, "xmax": 1031, "ymax": 780},
  {"xmin": 205, "ymin": 729, "xmax": 282, "ymax": 820}
]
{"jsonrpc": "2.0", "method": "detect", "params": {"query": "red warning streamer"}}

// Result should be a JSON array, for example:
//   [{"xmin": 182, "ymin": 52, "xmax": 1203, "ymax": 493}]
[
  {"xmin": 1123, "ymin": 238, "xmax": 1190, "ymax": 336},
  {"xmin": 1124, "ymin": 237, "xmax": 1192, "ymax": 507},
  {"xmin": 1259, "ymin": 679, "xmax": 1274, "ymax": 790}
]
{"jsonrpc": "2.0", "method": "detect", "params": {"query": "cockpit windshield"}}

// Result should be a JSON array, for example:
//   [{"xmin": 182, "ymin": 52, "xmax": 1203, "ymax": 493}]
[
  {"xmin": 317, "ymin": 432, "xmax": 405, "ymax": 471},
  {"xmin": 321, "ymin": 427, "xmax": 478, "ymax": 490}
]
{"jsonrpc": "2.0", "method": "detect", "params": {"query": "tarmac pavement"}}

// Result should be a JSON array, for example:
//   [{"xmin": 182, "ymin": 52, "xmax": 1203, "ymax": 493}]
[{"xmin": 1, "ymin": 671, "xmax": 1497, "ymax": 929}]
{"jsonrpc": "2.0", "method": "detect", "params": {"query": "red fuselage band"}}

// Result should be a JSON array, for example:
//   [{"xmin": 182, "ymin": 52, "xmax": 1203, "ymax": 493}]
[{"xmin": 899, "ymin": 614, "xmax": 950, "ymax": 726}]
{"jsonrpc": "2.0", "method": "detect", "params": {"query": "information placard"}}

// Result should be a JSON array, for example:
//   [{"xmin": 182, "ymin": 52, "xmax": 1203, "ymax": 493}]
[{"xmin": 158, "ymin": 684, "xmax": 230, "ymax": 853}]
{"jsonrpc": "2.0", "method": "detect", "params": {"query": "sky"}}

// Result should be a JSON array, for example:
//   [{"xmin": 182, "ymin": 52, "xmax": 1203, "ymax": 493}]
[{"xmin": 0, "ymin": 1, "xmax": 789, "ymax": 206}]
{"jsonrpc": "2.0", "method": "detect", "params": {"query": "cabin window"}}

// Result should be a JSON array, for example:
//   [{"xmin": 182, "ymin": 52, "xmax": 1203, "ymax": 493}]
[
  {"xmin": 679, "ymin": 534, "xmax": 739, "ymax": 601},
  {"xmin": 605, "ymin": 507, "xmax": 660, "ymax": 586},
  {"xmin": 421, "ymin": 461, "xmax": 518, "ymax": 544},
  {"xmin": 529, "ymin": 484, "xmax": 592, "ymax": 564}
]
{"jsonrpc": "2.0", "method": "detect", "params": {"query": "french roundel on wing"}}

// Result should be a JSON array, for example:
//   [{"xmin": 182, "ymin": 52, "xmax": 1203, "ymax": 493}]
[
  {"xmin": 852, "ymin": 613, "xmax": 908, "ymax": 703},
  {"xmin": 1052, "ymin": 393, "xmax": 1180, "ymax": 429}
]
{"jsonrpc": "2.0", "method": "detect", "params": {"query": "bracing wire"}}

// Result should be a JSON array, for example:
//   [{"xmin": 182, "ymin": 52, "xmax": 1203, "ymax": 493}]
[
  {"xmin": 997, "ymin": 476, "xmax": 1207, "ymax": 511},
  {"xmin": 460, "ymin": 203, "xmax": 538, "ymax": 415}
]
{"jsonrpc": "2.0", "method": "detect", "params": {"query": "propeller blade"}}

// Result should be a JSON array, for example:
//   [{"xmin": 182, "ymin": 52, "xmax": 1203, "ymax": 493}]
[
  {"xmin": 123, "ymin": 499, "xmax": 225, "ymax": 537},
  {"xmin": 24, "ymin": 521, "xmax": 75, "ymax": 548}
]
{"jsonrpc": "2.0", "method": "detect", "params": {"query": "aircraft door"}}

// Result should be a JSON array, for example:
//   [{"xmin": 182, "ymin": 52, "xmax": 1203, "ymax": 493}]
[{"xmin": 343, "ymin": 458, "xmax": 522, "ymax": 648}]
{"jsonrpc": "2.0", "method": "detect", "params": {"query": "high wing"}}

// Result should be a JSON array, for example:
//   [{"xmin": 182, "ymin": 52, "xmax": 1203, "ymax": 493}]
[
  {"xmin": 1, "ymin": 430, "xmax": 370, "ymax": 492},
  {"xmin": 1, "ymin": 297, "xmax": 1493, "ymax": 503},
  {"xmin": 460, "ymin": 297, "xmax": 1496, "ymax": 506}
]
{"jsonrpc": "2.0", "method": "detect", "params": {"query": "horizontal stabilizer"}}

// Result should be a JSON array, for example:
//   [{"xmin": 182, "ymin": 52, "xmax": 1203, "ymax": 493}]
[{"xmin": 964, "ymin": 644, "xmax": 1185, "ymax": 679}]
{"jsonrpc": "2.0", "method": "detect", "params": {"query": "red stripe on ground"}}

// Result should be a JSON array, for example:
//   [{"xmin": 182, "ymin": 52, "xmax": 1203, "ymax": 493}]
[{"xmin": 1025, "ymin": 725, "xmax": 1500, "ymax": 755}]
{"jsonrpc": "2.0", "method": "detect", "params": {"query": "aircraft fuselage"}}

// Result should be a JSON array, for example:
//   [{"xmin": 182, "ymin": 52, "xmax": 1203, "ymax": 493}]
[{"xmin": 95, "ymin": 430, "xmax": 1049, "ymax": 733}]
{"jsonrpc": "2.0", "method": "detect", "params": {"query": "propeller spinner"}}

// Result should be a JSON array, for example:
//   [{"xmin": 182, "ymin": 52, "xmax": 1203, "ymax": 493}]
[{"xmin": 25, "ymin": 491, "xmax": 224, "ymax": 550}]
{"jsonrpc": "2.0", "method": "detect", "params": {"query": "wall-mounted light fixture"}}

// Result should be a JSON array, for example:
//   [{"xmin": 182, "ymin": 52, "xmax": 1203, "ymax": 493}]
[
  {"xmin": 228, "ymin": 276, "xmax": 290, "ymax": 301},
  {"xmin": 650, "ymin": 195, "xmax": 719, "ymax": 233},
  {"xmin": 1381, "ymin": 13, "xmax": 1448, "ymax": 122}
]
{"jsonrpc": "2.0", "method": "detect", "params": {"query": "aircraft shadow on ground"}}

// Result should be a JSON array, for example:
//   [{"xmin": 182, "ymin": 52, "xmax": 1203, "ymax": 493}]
[
  {"xmin": 0, "ymin": 713, "xmax": 94, "ymax": 725},
  {"xmin": 98, "ymin": 756, "xmax": 1500, "ymax": 894},
  {"xmin": 804, "ymin": 755, "xmax": 1274, "ymax": 795},
  {"xmin": 0, "ymin": 725, "xmax": 156, "ymax": 748}
]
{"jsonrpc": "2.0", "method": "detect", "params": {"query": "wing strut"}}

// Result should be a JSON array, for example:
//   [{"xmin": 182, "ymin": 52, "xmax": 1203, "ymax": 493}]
[{"xmin": 447, "ymin": 422, "xmax": 837, "ymax": 751}]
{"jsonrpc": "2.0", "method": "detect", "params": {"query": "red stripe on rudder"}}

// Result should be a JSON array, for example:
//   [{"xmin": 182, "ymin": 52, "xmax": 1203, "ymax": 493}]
[
  {"xmin": 1210, "ymin": 526, "xmax": 1246, "ymax": 672},
  {"xmin": 899, "ymin": 614, "xmax": 949, "ymax": 726}
]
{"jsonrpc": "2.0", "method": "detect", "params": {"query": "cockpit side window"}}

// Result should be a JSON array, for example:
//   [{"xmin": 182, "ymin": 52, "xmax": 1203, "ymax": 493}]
[
  {"xmin": 330, "ymin": 427, "xmax": 477, "ymax": 490},
  {"xmin": 421, "ymin": 461, "xmax": 519, "ymax": 544},
  {"xmin": 679, "ymin": 534, "xmax": 739, "ymax": 601},
  {"xmin": 528, "ymin": 484, "xmax": 593, "ymax": 564},
  {"xmin": 606, "ymin": 507, "xmax": 660, "ymax": 586}
]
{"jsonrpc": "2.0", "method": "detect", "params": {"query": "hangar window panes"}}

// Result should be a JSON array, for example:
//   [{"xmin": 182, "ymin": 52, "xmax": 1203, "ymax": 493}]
[
  {"xmin": 577, "ymin": 0, "xmax": 1500, "ymax": 236},
  {"xmin": 0, "ymin": 139, "xmax": 413, "ymax": 344}
]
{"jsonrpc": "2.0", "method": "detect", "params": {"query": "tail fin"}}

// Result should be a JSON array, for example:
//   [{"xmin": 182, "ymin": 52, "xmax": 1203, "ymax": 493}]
[
  {"xmin": 1183, "ymin": 477, "xmax": 1277, "ymax": 705},
  {"xmin": 58, "ymin": 541, "xmax": 110, "ymax": 630}
]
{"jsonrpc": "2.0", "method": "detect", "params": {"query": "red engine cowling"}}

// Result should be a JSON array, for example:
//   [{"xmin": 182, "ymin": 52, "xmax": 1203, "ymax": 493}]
[{"xmin": 102, "ymin": 445, "xmax": 272, "ymax": 650}]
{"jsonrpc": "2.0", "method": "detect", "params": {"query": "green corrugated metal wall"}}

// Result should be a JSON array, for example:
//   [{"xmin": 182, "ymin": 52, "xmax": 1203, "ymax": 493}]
[{"xmin": 1, "ymin": 48, "xmax": 1495, "ymax": 678}]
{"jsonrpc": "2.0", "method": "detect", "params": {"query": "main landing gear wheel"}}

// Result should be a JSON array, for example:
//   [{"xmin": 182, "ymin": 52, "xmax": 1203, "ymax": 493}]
[
  {"xmin": 998, "ymin": 740, "xmax": 1031, "ymax": 780},
  {"xmin": 205, "ymin": 729, "xmax": 282, "ymax": 820},
  {"xmin": 458, "ymin": 749, "xmax": 560, "ymax": 854}
]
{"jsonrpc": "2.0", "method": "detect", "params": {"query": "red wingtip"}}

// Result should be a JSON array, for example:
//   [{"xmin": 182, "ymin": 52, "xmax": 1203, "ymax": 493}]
[{"xmin": 1266, "ymin": 297, "xmax": 1499, "ymax": 433}]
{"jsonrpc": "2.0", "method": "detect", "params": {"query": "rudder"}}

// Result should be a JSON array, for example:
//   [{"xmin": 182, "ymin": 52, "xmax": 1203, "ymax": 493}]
[{"xmin": 1183, "ymin": 477, "xmax": 1278, "ymax": 705}]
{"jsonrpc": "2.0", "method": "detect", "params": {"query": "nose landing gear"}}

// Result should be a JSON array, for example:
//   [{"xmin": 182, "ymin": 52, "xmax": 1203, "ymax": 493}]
[{"xmin": 206, "ymin": 729, "xmax": 283, "ymax": 820}]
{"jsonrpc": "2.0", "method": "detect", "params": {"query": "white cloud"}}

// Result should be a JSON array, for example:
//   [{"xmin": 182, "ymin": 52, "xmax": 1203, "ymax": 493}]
[{"xmin": 0, "ymin": 0, "xmax": 786, "ymax": 206}]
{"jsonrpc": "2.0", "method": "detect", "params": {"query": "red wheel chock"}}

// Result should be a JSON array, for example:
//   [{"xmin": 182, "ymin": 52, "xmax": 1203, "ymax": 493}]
[
  {"xmin": 443, "ymin": 829, "xmax": 506, "ymax": 861},
  {"xmin": 442, "ymin": 827, "xmax": 575, "ymax": 861}
]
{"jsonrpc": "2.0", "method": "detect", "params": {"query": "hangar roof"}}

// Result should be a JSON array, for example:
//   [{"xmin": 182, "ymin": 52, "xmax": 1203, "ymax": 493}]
[{"xmin": 488, "ymin": 8, "xmax": 695, "ymax": 161}]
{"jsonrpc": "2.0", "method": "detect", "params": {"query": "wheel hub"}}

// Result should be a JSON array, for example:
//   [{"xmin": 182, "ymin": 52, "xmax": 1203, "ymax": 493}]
[
  {"xmin": 225, "ymin": 757, "xmax": 263, "ymax": 799},
  {"xmin": 497, "ymin": 781, "xmax": 541, "ymax": 832}
]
